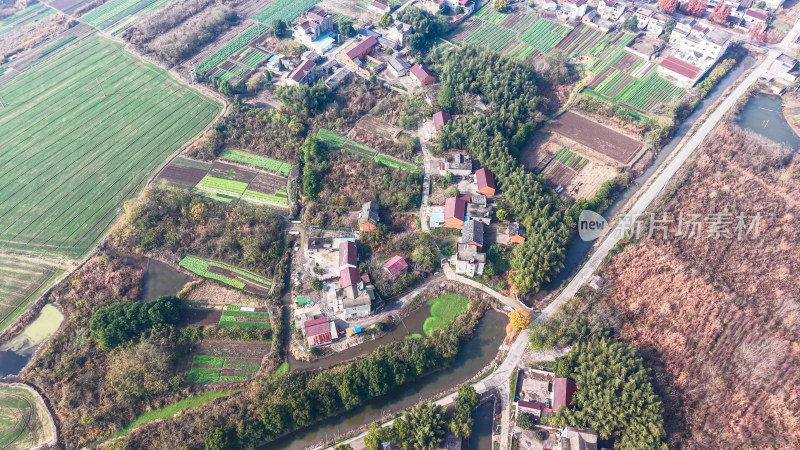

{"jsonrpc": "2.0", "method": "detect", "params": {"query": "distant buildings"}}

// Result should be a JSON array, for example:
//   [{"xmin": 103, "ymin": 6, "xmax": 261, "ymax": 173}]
[
  {"xmin": 369, "ymin": 0, "xmax": 391, "ymax": 14},
  {"xmin": 387, "ymin": 56, "xmax": 412, "ymax": 77},
  {"xmin": 443, "ymin": 0, "xmax": 475, "ymax": 14},
  {"xmin": 439, "ymin": 152, "xmax": 473, "ymax": 176},
  {"xmin": 659, "ymin": 28, "xmax": 730, "ymax": 88},
  {"xmin": 768, "ymin": 53, "xmax": 799, "ymax": 84},
  {"xmin": 597, "ymin": 0, "xmax": 626, "ymax": 21},
  {"xmin": 325, "ymin": 67, "xmax": 351, "ymax": 90},
  {"xmin": 304, "ymin": 317, "xmax": 337, "ymax": 347},
  {"xmin": 387, "ymin": 22, "xmax": 412, "ymax": 47},
  {"xmin": 409, "ymin": 63, "xmax": 436, "ymax": 86},
  {"xmin": 337, "ymin": 240, "xmax": 374, "ymax": 319}
]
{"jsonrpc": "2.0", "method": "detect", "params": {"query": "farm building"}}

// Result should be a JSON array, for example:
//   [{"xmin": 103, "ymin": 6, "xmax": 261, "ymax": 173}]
[
  {"xmin": 559, "ymin": 0, "xmax": 587, "ymax": 21},
  {"xmin": 475, "ymin": 167, "xmax": 496, "ymax": 196},
  {"xmin": 443, "ymin": 0, "xmax": 475, "ymax": 14},
  {"xmin": 508, "ymin": 222, "xmax": 526, "ymax": 244},
  {"xmin": 383, "ymin": 255, "xmax": 409, "ymax": 278},
  {"xmin": 286, "ymin": 59, "xmax": 317, "ymax": 86},
  {"xmin": 466, "ymin": 203, "xmax": 493, "ymax": 224},
  {"xmin": 387, "ymin": 56, "xmax": 412, "ymax": 76},
  {"xmin": 338, "ymin": 265, "xmax": 374, "ymax": 318},
  {"xmin": 440, "ymin": 152, "xmax": 473, "ymax": 176},
  {"xmin": 559, "ymin": 427, "xmax": 598, "ymax": 450},
  {"xmin": 409, "ymin": 63, "xmax": 436, "ymax": 86},
  {"xmin": 461, "ymin": 220, "xmax": 485, "ymax": 248},
  {"xmin": 768, "ymin": 53, "xmax": 799, "ymax": 84},
  {"xmin": 304, "ymin": 317, "xmax": 337, "ymax": 347},
  {"xmin": 553, "ymin": 377, "xmax": 577, "ymax": 410},
  {"xmin": 597, "ymin": 0, "xmax": 625, "ymax": 21},
  {"xmin": 387, "ymin": 22, "xmax": 412, "ymax": 47},
  {"xmin": 369, "ymin": 0, "xmax": 391, "ymax": 14},
  {"xmin": 293, "ymin": 7, "xmax": 335, "ymax": 54},
  {"xmin": 657, "ymin": 55, "xmax": 704, "ymax": 88},
  {"xmin": 430, "ymin": 205, "xmax": 445, "ymax": 228},
  {"xmin": 743, "ymin": 8, "xmax": 768, "ymax": 26},
  {"xmin": 669, "ymin": 28, "xmax": 730, "ymax": 61},
  {"xmin": 433, "ymin": 111, "xmax": 451, "ymax": 133},
  {"xmin": 341, "ymin": 36, "xmax": 379, "ymax": 74},
  {"xmin": 444, "ymin": 197, "xmax": 467, "ymax": 228},
  {"xmin": 455, "ymin": 244, "xmax": 485, "ymax": 277},
  {"xmin": 307, "ymin": 237, "xmax": 333, "ymax": 253},
  {"xmin": 358, "ymin": 201, "xmax": 380, "ymax": 231},
  {"xmin": 325, "ymin": 67, "xmax": 351, "ymax": 90},
  {"xmin": 339, "ymin": 240, "xmax": 358, "ymax": 270}
]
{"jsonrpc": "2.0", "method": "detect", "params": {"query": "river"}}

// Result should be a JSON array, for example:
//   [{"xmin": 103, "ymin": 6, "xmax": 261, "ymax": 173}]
[
  {"xmin": 0, "ymin": 304, "xmax": 64, "ymax": 377},
  {"xmin": 531, "ymin": 55, "xmax": 757, "ymax": 300},
  {"xmin": 267, "ymin": 309, "xmax": 507, "ymax": 449},
  {"xmin": 736, "ymin": 93, "xmax": 800, "ymax": 148}
]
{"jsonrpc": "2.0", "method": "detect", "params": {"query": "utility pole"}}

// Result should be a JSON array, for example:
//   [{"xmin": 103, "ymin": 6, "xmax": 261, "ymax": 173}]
[{"xmin": 95, "ymin": 76, "xmax": 107, "ymax": 97}]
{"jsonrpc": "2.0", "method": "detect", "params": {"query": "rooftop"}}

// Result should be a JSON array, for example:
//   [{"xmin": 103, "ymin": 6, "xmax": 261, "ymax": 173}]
[
  {"xmin": 457, "ymin": 243, "xmax": 486, "ymax": 262},
  {"xmin": 409, "ymin": 63, "xmax": 435, "ymax": 82},
  {"xmin": 340, "ymin": 266, "xmax": 360, "ymax": 288},
  {"xmin": 345, "ymin": 36, "xmax": 378, "ymax": 60},
  {"xmin": 289, "ymin": 59, "xmax": 315, "ymax": 83},
  {"xmin": 433, "ymin": 111, "xmax": 451, "ymax": 130},
  {"xmin": 339, "ymin": 240, "xmax": 357, "ymax": 268},
  {"xmin": 444, "ymin": 197, "xmax": 467, "ymax": 220},
  {"xmin": 476, "ymin": 167, "xmax": 496, "ymax": 192},
  {"xmin": 461, "ymin": 220, "xmax": 485, "ymax": 246},
  {"xmin": 383, "ymin": 255, "xmax": 408, "ymax": 277},
  {"xmin": 659, "ymin": 55, "xmax": 703, "ymax": 80}
]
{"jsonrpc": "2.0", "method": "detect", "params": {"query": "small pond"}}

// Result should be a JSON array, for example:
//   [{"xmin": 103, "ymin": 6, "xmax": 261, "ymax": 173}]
[
  {"xmin": 0, "ymin": 304, "xmax": 64, "ymax": 376},
  {"xmin": 736, "ymin": 93, "xmax": 800, "ymax": 149}
]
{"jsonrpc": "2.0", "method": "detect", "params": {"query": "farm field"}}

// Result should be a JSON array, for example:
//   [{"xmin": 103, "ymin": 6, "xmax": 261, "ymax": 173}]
[
  {"xmin": 0, "ymin": 384, "xmax": 55, "ymax": 450},
  {"xmin": 187, "ymin": 340, "xmax": 271, "ymax": 383},
  {"xmin": 0, "ymin": 3, "xmax": 55, "ymax": 37},
  {"xmin": 252, "ymin": 0, "xmax": 320, "ymax": 25},
  {"xmin": 0, "ymin": 37, "xmax": 221, "ymax": 259},
  {"xmin": 547, "ymin": 111, "xmax": 643, "ymax": 165},
  {"xmin": 154, "ymin": 158, "xmax": 212, "ymax": 188},
  {"xmin": 219, "ymin": 149, "xmax": 292, "ymax": 175},
  {"xmin": 0, "ymin": 254, "xmax": 66, "ymax": 333},
  {"xmin": 79, "ymin": 0, "xmax": 170, "ymax": 35},
  {"xmin": 197, "ymin": 24, "xmax": 269, "ymax": 76},
  {"xmin": 191, "ymin": 161, "xmax": 290, "ymax": 209},
  {"xmin": 219, "ymin": 305, "xmax": 271, "ymax": 328},
  {"xmin": 422, "ymin": 293, "xmax": 469, "ymax": 336},
  {"xmin": 179, "ymin": 256, "xmax": 273, "ymax": 295},
  {"xmin": 317, "ymin": 129, "xmax": 419, "ymax": 172}
]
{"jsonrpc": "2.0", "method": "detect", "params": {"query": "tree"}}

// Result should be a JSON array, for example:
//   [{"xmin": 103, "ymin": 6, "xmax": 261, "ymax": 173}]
[
  {"xmin": 683, "ymin": 0, "xmax": 706, "ymax": 17},
  {"xmin": 89, "ymin": 296, "xmax": 181, "ymax": 350},
  {"xmin": 380, "ymin": 13, "xmax": 394, "ymax": 27},
  {"xmin": 450, "ymin": 384, "xmax": 479, "ymax": 438},
  {"xmin": 364, "ymin": 423, "xmax": 396, "ymax": 450},
  {"xmin": 204, "ymin": 427, "xmax": 230, "ymax": 450},
  {"xmin": 496, "ymin": 208, "xmax": 508, "ymax": 221},
  {"xmin": 275, "ymin": 80, "xmax": 332, "ymax": 116},
  {"xmin": 334, "ymin": 445, "xmax": 354, "ymax": 450},
  {"xmin": 437, "ymin": 85, "xmax": 456, "ymax": 112},
  {"xmin": 218, "ymin": 80, "xmax": 233, "ymax": 97},
  {"xmin": 494, "ymin": 0, "xmax": 509, "ymax": 12},
  {"xmin": 517, "ymin": 412, "xmax": 536, "ymax": 430},
  {"xmin": 508, "ymin": 308, "xmax": 532, "ymax": 329},
  {"xmin": 547, "ymin": 340, "xmax": 667, "ymax": 450},
  {"xmin": 710, "ymin": 1, "xmax": 731, "ymax": 24},
  {"xmin": 339, "ymin": 19, "xmax": 356, "ymax": 37},
  {"xmin": 272, "ymin": 19, "xmax": 288, "ymax": 37},
  {"xmin": 622, "ymin": 15, "xmax": 638, "ymax": 31},
  {"xmin": 397, "ymin": 7, "xmax": 446, "ymax": 52},
  {"xmin": 659, "ymin": 0, "xmax": 678, "ymax": 13},
  {"xmin": 404, "ymin": 402, "xmax": 448, "ymax": 450}
]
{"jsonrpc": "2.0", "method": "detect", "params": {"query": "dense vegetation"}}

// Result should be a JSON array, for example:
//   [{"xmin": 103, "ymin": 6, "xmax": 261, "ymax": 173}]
[
  {"xmin": 276, "ymin": 80, "xmax": 333, "ymax": 116},
  {"xmin": 89, "ymin": 296, "xmax": 181, "ymax": 350},
  {"xmin": 187, "ymin": 102, "xmax": 305, "ymax": 161},
  {"xmin": 549, "ymin": 340, "xmax": 667, "ymax": 449},
  {"xmin": 433, "ymin": 46, "xmax": 572, "ymax": 293},
  {"xmin": 396, "ymin": 7, "xmax": 446, "ymax": 53},
  {"xmin": 118, "ymin": 299, "xmax": 492, "ymax": 448},
  {"xmin": 112, "ymin": 188, "xmax": 285, "ymax": 281}
]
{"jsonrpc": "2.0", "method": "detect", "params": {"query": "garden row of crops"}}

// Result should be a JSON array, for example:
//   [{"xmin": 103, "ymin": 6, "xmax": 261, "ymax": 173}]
[
  {"xmin": 197, "ymin": 175, "xmax": 249, "ymax": 194},
  {"xmin": 81, "ymin": 0, "xmax": 161, "ymax": 30},
  {"xmin": 197, "ymin": 24, "xmax": 267, "ymax": 74},
  {"xmin": 219, "ymin": 149, "xmax": 291, "ymax": 175},
  {"xmin": 241, "ymin": 190, "xmax": 289, "ymax": 206},
  {"xmin": 505, "ymin": 42, "xmax": 536, "ymax": 60},
  {"xmin": 251, "ymin": 0, "xmax": 320, "ymax": 24},
  {"xmin": 318, "ymin": 129, "xmax": 419, "ymax": 172},
  {"xmin": 463, "ymin": 21, "xmax": 517, "ymax": 52},
  {"xmin": 587, "ymin": 34, "xmax": 635, "ymax": 72},
  {"xmin": 518, "ymin": 19, "xmax": 569, "ymax": 52},
  {"xmin": 0, "ymin": 2, "xmax": 53, "ymax": 36},
  {"xmin": 179, "ymin": 255, "xmax": 272, "ymax": 290},
  {"xmin": 219, "ymin": 308, "xmax": 271, "ymax": 328},
  {"xmin": 595, "ymin": 69, "xmax": 630, "ymax": 97},
  {"xmin": 553, "ymin": 147, "xmax": 587, "ymax": 170},
  {"xmin": 240, "ymin": 49, "xmax": 269, "ymax": 68},
  {"xmin": 615, "ymin": 71, "xmax": 685, "ymax": 111}
]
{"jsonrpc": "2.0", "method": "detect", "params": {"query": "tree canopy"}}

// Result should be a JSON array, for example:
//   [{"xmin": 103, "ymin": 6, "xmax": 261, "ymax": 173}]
[
  {"xmin": 89, "ymin": 296, "xmax": 181, "ymax": 350},
  {"xmin": 275, "ymin": 80, "xmax": 333, "ymax": 116}
]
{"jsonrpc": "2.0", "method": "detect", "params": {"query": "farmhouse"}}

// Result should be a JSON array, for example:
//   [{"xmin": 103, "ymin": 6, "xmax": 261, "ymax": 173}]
[
  {"xmin": 325, "ymin": 67, "xmax": 351, "ymax": 90},
  {"xmin": 358, "ymin": 201, "xmax": 380, "ymax": 231},
  {"xmin": 559, "ymin": 0, "xmax": 587, "ymax": 21},
  {"xmin": 466, "ymin": 203, "xmax": 493, "ymax": 224},
  {"xmin": 387, "ymin": 22, "xmax": 412, "ymax": 47},
  {"xmin": 286, "ymin": 59, "xmax": 317, "ymax": 86},
  {"xmin": 304, "ymin": 317, "xmax": 337, "ymax": 347},
  {"xmin": 369, "ymin": 0, "xmax": 391, "ymax": 14},
  {"xmin": 387, "ymin": 56, "xmax": 411, "ymax": 76},
  {"xmin": 455, "ymin": 243, "xmax": 485, "ymax": 277},
  {"xmin": 444, "ymin": 197, "xmax": 467, "ymax": 228},
  {"xmin": 475, "ymin": 167, "xmax": 496, "ymax": 196},
  {"xmin": 440, "ymin": 152, "xmax": 473, "ymax": 176},
  {"xmin": 597, "ymin": 0, "xmax": 625, "ymax": 21},
  {"xmin": 383, "ymin": 255, "xmax": 409, "ymax": 278},
  {"xmin": 338, "ymin": 265, "xmax": 375, "ymax": 318},
  {"xmin": 658, "ymin": 55, "xmax": 704, "ymax": 88},
  {"xmin": 420, "ymin": 0, "xmax": 445, "ymax": 14},
  {"xmin": 341, "ymin": 36, "xmax": 379, "ymax": 74},
  {"xmin": 553, "ymin": 377, "xmax": 577, "ymax": 410},
  {"xmin": 559, "ymin": 427, "xmax": 599, "ymax": 450},
  {"xmin": 409, "ymin": 63, "xmax": 436, "ymax": 86},
  {"xmin": 743, "ymin": 8, "xmax": 768, "ymax": 26},
  {"xmin": 443, "ymin": 0, "xmax": 475, "ymax": 14},
  {"xmin": 768, "ymin": 53, "xmax": 799, "ymax": 84},
  {"xmin": 669, "ymin": 28, "xmax": 730, "ymax": 61},
  {"xmin": 647, "ymin": 11, "xmax": 669, "ymax": 35},
  {"xmin": 339, "ymin": 240, "xmax": 358, "ymax": 270},
  {"xmin": 433, "ymin": 111, "xmax": 451, "ymax": 133},
  {"xmin": 461, "ymin": 220, "xmax": 485, "ymax": 248},
  {"xmin": 508, "ymin": 222, "xmax": 526, "ymax": 244},
  {"xmin": 632, "ymin": 5, "xmax": 654, "ymax": 30},
  {"xmin": 293, "ymin": 7, "xmax": 335, "ymax": 54}
]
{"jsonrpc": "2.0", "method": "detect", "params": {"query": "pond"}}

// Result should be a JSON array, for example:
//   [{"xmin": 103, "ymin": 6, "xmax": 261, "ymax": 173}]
[
  {"xmin": 736, "ymin": 93, "xmax": 800, "ymax": 149},
  {"xmin": 267, "ymin": 310, "xmax": 507, "ymax": 449},
  {"xmin": 0, "ymin": 304, "xmax": 64, "ymax": 376},
  {"xmin": 467, "ymin": 399, "xmax": 496, "ymax": 450},
  {"xmin": 139, "ymin": 257, "xmax": 193, "ymax": 301}
]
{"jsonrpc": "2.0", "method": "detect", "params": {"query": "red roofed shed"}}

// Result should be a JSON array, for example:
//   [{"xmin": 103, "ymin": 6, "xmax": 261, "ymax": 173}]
[
  {"xmin": 475, "ymin": 167, "xmax": 496, "ymax": 196},
  {"xmin": 433, "ymin": 111, "xmax": 451, "ymax": 133},
  {"xmin": 409, "ymin": 64, "xmax": 436, "ymax": 86},
  {"xmin": 342, "ymin": 36, "xmax": 378, "ymax": 68},
  {"xmin": 340, "ymin": 266, "xmax": 360, "ymax": 288},
  {"xmin": 304, "ymin": 317, "xmax": 334, "ymax": 347},
  {"xmin": 659, "ymin": 56, "xmax": 702, "ymax": 81},
  {"xmin": 553, "ymin": 377, "xmax": 577, "ymax": 410},
  {"xmin": 383, "ymin": 255, "xmax": 408, "ymax": 278},
  {"xmin": 339, "ymin": 240, "xmax": 357, "ymax": 269},
  {"xmin": 444, "ymin": 197, "xmax": 466, "ymax": 228}
]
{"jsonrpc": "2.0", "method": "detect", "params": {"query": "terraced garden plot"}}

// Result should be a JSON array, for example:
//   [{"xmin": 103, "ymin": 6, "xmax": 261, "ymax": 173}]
[
  {"xmin": 219, "ymin": 149, "xmax": 291, "ymax": 175},
  {"xmin": 241, "ymin": 173, "xmax": 289, "ymax": 208},
  {"xmin": 541, "ymin": 160, "xmax": 578, "ymax": 188},
  {"xmin": 80, "ymin": 0, "xmax": 165, "ymax": 31},
  {"xmin": 615, "ymin": 71, "xmax": 685, "ymax": 112},
  {"xmin": 463, "ymin": 21, "xmax": 517, "ymax": 52},
  {"xmin": 155, "ymin": 158, "xmax": 211, "ymax": 187},
  {"xmin": 251, "ymin": 0, "xmax": 320, "ymax": 25},
  {"xmin": 548, "ymin": 111, "xmax": 643, "ymax": 165},
  {"xmin": 0, "ymin": 254, "xmax": 66, "ymax": 333},
  {"xmin": 196, "ymin": 24, "xmax": 268, "ymax": 75},
  {"xmin": 187, "ymin": 340, "xmax": 270, "ymax": 383},
  {"xmin": 518, "ymin": 18, "xmax": 570, "ymax": 52},
  {"xmin": 179, "ymin": 256, "xmax": 272, "ymax": 295},
  {"xmin": 317, "ymin": 129, "xmax": 419, "ymax": 172},
  {"xmin": 0, "ymin": 37, "xmax": 220, "ymax": 259},
  {"xmin": 219, "ymin": 306, "xmax": 271, "ymax": 328}
]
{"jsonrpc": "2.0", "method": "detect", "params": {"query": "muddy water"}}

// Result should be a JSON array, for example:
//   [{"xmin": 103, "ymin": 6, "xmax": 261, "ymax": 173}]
[
  {"xmin": 267, "ymin": 310, "xmax": 506, "ymax": 449},
  {"xmin": 139, "ymin": 257, "xmax": 192, "ymax": 301},
  {"xmin": 736, "ymin": 93, "xmax": 800, "ymax": 148},
  {"xmin": 531, "ymin": 55, "xmax": 757, "ymax": 301},
  {"xmin": 467, "ymin": 400, "xmax": 496, "ymax": 450},
  {"xmin": 0, "ymin": 304, "xmax": 64, "ymax": 376}
]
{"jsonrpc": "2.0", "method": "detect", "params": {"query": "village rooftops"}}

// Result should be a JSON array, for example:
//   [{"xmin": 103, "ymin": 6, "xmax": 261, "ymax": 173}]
[
  {"xmin": 433, "ymin": 111, "xmax": 451, "ymax": 132},
  {"xmin": 457, "ymin": 243, "xmax": 485, "ymax": 263},
  {"xmin": 659, "ymin": 55, "xmax": 703, "ymax": 80},
  {"xmin": 444, "ymin": 197, "xmax": 467, "ymax": 222},
  {"xmin": 370, "ymin": 0, "xmax": 391, "ymax": 13},
  {"xmin": 339, "ymin": 240, "xmax": 357, "ymax": 269},
  {"xmin": 567, "ymin": 0, "xmax": 587, "ymax": 5},
  {"xmin": 706, "ymin": 28, "xmax": 731, "ymax": 45},
  {"xmin": 304, "ymin": 317, "xmax": 335, "ymax": 347},
  {"xmin": 359, "ymin": 201, "xmax": 380, "ymax": 224},
  {"xmin": 306, "ymin": 6, "xmax": 328, "ymax": 22},
  {"xmin": 409, "ymin": 63, "xmax": 436, "ymax": 84},
  {"xmin": 475, "ymin": 167, "xmax": 496, "ymax": 196},
  {"xmin": 339, "ymin": 266, "xmax": 360, "ymax": 288},
  {"xmin": 553, "ymin": 377, "xmax": 577, "ymax": 410},
  {"xmin": 288, "ymin": 59, "xmax": 315, "ymax": 83},
  {"xmin": 461, "ymin": 220, "xmax": 485, "ymax": 247},
  {"xmin": 383, "ymin": 255, "xmax": 408, "ymax": 278},
  {"xmin": 345, "ymin": 36, "xmax": 379, "ymax": 60},
  {"xmin": 745, "ymin": 8, "xmax": 768, "ymax": 21}
]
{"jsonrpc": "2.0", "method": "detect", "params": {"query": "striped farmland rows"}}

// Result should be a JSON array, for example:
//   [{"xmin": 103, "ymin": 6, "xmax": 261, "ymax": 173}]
[
  {"xmin": 0, "ymin": 3, "xmax": 54, "ymax": 36},
  {"xmin": 464, "ymin": 21, "xmax": 517, "ymax": 52},
  {"xmin": 518, "ymin": 19, "xmax": 569, "ymax": 51},
  {"xmin": 0, "ymin": 37, "xmax": 221, "ymax": 258},
  {"xmin": 251, "ymin": 0, "xmax": 320, "ymax": 24},
  {"xmin": 615, "ymin": 71, "xmax": 685, "ymax": 111},
  {"xmin": 588, "ymin": 34, "xmax": 635, "ymax": 72},
  {"xmin": 81, "ymin": 0, "xmax": 162, "ymax": 30},
  {"xmin": 595, "ymin": 69, "xmax": 629, "ymax": 97},
  {"xmin": 0, "ymin": 254, "xmax": 66, "ymax": 333},
  {"xmin": 318, "ymin": 129, "xmax": 418, "ymax": 172},
  {"xmin": 197, "ymin": 24, "xmax": 268, "ymax": 74}
]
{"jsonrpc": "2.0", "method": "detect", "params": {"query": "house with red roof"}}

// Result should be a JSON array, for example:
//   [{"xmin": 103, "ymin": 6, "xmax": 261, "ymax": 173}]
[
  {"xmin": 304, "ymin": 317, "xmax": 337, "ymax": 347},
  {"xmin": 286, "ymin": 59, "xmax": 317, "ymax": 86},
  {"xmin": 552, "ymin": 377, "xmax": 577, "ymax": 411},
  {"xmin": 657, "ymin": 55, "xmax": 704, "ymax": 88},
  {"xmin": 444, "ymin": 197, "xmax": 467, "ymax": 228},
  {"xmin": 369, "ymin": 0, "xmax": 391, "ymax": 14},
  {"xmin": 341, "ymin": 36, "xmax": 379, "ymax": 75},
  {"xmin": 433, "ymin": 111, "xmax": 451, "ymax": 133},
  {"xmin": 744, "ymin": 8, "xmax": 768, "ymax": 26},
  {"xmin": 443, "ymin": 0, "xmax": 475, "ymax": 13},
  {"xmin": 339, "ymin": 240, "xmax": 357, "ymax": 270},
  {"xmin": 383, "ymin": 255, "xmax": 408, "ymax": 278},
  {"xmin": 409, "ymin": 64, "xmax": 436, "ymax": 86},
  {"xmin": 475, "ymin": 167, "xmax": 496, "ymax": 196}
]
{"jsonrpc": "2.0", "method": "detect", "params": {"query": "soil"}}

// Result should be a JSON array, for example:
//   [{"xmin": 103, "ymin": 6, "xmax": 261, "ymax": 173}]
[
  {"xmin": 547, "ymin": 111, "xmax": 643, "ymax": 165},
  {"xmin": 156, "ymin": 164, "xmax": 208, "ymax": 187},
  {"xmin": 179, "ymin": 308, "xmax": 222, "ymax": 327}
]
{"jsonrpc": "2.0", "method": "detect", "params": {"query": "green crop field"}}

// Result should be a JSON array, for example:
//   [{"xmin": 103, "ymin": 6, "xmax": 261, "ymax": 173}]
[
  {"xmin": 219, "ymin": 149, "xmax": 291, "ymax": 175},
  {"xmin": 81, "ymin": 0, "xmax": 164, "ymax": 31},
  {"xmin": 519, "ymin": 18, "xmax": 570, "ymax": 51},
  {"xmin": 0, "ymin": 3, "xmax": 54, "ymax": 37},
  {"xmin": 0, "ymin": 385, "xmax": 53, "ymax": 450},
  {"xmin": 197, "ymin": 24, "xmax": 268, "ymax": 74},
  {"xmin": 615, "ymin": 71, "xmax": 685, "ymax": 111},
  {"xmin": 464, "ymin": 21, "xmax": 517, "ymax": 52},
  {"xmin": 179, "ymin": 256, "xmax": 272, "ymax": 291},
  {"xmin": 318, "ymin": 129, "xmax": 419, "ymax": 172},
  {"xmin": 252, "ymin": 0, "xmax": 320, "ymax": 25},
  {"xmin": 423, "ymin": 293, "xmax": 469, "ymax": 336},
  {"xmin": 0, "ymin": 37, "xmax": 221, "ymax": 259},
  {"xmin": 219, "ymin": 308, "xmax": 271, "ymax": 328},
  {"xmin": 0, "ymin": 254, "xmax": 66, "ymax": 333}
]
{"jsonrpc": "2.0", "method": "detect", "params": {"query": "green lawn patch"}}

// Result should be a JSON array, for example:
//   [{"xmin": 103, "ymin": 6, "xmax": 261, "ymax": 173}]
[
  {"xmin": 179, "ymin": 256, "xmax": 271, "ymax": 292},
  {"xmin": 422, "ymin": 293, "xmax": 470, "ymax": 336},
  {"xmin": 272, "ymin": 361, "xmax": 289, "ymax": 379},
  {"xmin": 187, "ymin": 367, "xmax": 222, "ymax": 383},
  {"xmin": 193, "ymin": 354, "xmax": 225, "ymax": 367},
  {"xmin": 219, "ymin": 148, "xmax": 291, "ymax": 175}
]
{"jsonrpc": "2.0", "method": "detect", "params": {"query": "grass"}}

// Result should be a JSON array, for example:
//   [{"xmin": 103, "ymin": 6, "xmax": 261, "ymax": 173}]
[
  {"xmin": 0, "ymin": 37, "xmax": 221, "ymax": 259},
  {"xmin": 186, "ymin": 367, "xmax": 222, "ymax": 384},
  {"xmin": 179, "ymin": 256, "xmax": 272, "ymax": 291},
  {"xmin": 219, "ymin": 149, "xmax": 291, "ymax": 175},
  {"xmin": 102, "ymin": 390, "xmax": 233, "ymax": 442},
  {"xmin": 193, "ymin": 354, "xmax": 225, "ymax": 367},
  {"xmin": 272, "ymin": 361, "xmax": 289, "ymax": 379},
  {"xmin": 0, "ymin": 254, "xmax": 66, "ymax": 333},
  {"xmin": 0, "ymin": 385, "xmax": 52, "ymax": 450},
  {"xmin": 422, "ymin": 293, "xmax": 469, "ymax": 336}
]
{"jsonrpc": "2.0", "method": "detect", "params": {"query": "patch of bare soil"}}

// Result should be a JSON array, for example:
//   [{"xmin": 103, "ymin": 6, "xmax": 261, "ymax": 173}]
[{"xmin": 187, "ymin": 281, "xmax": 263, "ymax": 305}]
